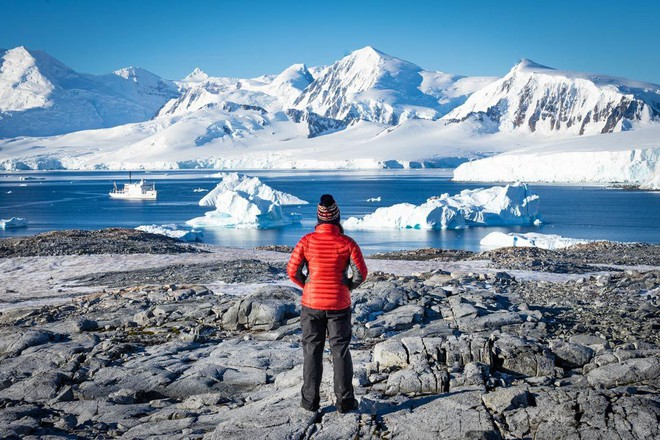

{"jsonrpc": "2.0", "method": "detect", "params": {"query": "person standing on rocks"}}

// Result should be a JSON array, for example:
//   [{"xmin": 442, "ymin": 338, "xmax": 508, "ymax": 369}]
[{"xmin": 287, "ymin": 194, "xmax": 369, "ymax": 413}]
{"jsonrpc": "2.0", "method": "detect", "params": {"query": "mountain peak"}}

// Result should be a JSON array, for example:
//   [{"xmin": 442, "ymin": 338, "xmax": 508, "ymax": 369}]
[
  {"xmin": 4, "ymin": 45, "xmax": 32, "ymax": 58},
  {"xmin": 268, "ymin": 63, "xmax": 314, "ymax": 93},
  {"xmin": 113, "ymin": 66, "xmax": 154, "ymax": 82},
  {"xmin": 347, "ymin": 46, "xmax": 390, "ymax": 62},
  {"xmin": 183, "ymin": 67, "xmax": 208, "ymax": 82},
  {"xmin": 2, "ymin": 46, "xmax": 37, "ymax": 67},
  {"xmin": 352, "ymin": 45, "xmax": 384, "ymax": 55},
  {"xmin": 513, "ymin": 58, "xmax": 554, "ymax": 72}
]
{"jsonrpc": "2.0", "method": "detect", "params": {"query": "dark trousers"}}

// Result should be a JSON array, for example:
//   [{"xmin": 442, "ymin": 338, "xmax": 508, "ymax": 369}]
[{"xmin": 300, "ymin": 305, "xmax": 354, "ymax": 410}]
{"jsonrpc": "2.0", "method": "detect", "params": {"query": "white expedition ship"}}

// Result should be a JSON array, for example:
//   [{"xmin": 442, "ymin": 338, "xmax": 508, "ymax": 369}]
[{"xmin": 109, "ymin": 173, "xmax": 157, "ymax": 200}]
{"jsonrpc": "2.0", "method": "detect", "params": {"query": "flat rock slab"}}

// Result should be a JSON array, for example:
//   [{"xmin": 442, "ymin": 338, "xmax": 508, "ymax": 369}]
[
  {"xmin": 207, "ymin": 388, "xmax": 317, "ymax": 440},
  {"xmin": 586, "ymin": 356, "xmax": 660, "ymax": 388},
  {"xmin": 383, "ymin": 388, "xmax": 498, "ymax": 440}
]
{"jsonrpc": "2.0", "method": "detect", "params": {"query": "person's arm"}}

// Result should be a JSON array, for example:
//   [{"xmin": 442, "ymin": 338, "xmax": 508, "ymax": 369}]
[
  {"xmin": 287, "ymin": 238, "xmax": 308, "ymax": 288},
  {"xmin": 348, "ymin": 240, "xmax": 368, "ymax": 290}
]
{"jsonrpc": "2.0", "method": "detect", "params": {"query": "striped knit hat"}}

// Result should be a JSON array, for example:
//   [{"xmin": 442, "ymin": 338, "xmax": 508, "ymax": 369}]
[{"xmin": 317, "ymin": 194, "xmax": 340, "ymax": 223}]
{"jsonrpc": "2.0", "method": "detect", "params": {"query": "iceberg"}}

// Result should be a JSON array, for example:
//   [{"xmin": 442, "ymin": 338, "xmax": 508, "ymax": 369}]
[
  {"xmin": 480, "ymin": 232, "xmax": 593, "ymax": 250},
  {"xmin": 135, "ymin": 224, "xmax": 203, "ymax": 242},
  {"xmin": 200, "ymin": 173, "xmax": 308, "ymax": 207},
  {"xmin": 344, "ymin": 201, "xmax": 466, "ymax": 230},
  {"xmin": 187, "ymin": 173, "xmax": 305, "ymax": 228},
  {"xmin": 344, "ymin": 183, "xmax": 539, "ymax": 230},
  {"xmin": 0, "ymin": 217, "xmax": 28, "ymax": 229}
]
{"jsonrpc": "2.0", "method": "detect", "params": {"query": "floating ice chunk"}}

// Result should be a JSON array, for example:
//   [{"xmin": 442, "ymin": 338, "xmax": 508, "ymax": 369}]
[
  {"xmin": 136, "ymin": 224, "xmax": 204, "ymax": 242},
  {"xmin": 366, "ymin": 196, "xmax": 382, "ymax": 202},
  {"xmin": 200, "ymin": 172, "xmax": 308, "ymax": 207},
  {"xmin": 440, "ymin": 183, "xmax": 539, "ymax": 226},
  {"xmin": 0, "ymin": 217, "xmax": 28, "ymax": 229},
  {"xmin": 187, "ymin": 173, "xmax": 305, "ymax": 229},
  {"xmin": 344, "ymin": 183, "xmax": 539, "ymax": 230},
  {"xmin": 344, "ymin": 202, "xmax": 465, "ymax": 230},
  {"xmin": 480, "ymin": 231, "xmax": 593, "ymax": 250},
  {"xmin": 193, "ymin": 188, "xmax": 209, "ymax": 193}
]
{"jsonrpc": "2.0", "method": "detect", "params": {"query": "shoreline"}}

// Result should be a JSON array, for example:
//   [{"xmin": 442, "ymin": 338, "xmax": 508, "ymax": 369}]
[
  {"xmin": 2, "ymin": 229, "xmax": 659, "ymax": 312},
  {"xmin": 2, "ymin": 167, "xmax": 658, "ymax": 190}
]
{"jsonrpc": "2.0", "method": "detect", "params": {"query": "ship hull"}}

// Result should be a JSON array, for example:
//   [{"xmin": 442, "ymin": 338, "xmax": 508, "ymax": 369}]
[{"xmin": 108, "ymin": 192, "xmax": 157, "ymax": 200}]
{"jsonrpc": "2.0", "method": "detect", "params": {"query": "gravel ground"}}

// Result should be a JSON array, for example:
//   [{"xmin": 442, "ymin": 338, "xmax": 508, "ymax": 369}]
[{"xmin": 0, "ymin": 228, "xmax": 206, "ymax": 258}]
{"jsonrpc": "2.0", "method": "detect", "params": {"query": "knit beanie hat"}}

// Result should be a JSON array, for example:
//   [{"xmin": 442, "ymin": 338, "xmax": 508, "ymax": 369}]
[{"xmin": 317, "ymin": 194, "xmax": 340, "ymax": 224}]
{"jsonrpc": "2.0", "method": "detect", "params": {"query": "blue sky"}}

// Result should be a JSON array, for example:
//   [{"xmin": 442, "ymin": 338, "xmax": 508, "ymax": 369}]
[{"xmin": 1, "ymin": 0, "xmax": 659, "ymax": 83}]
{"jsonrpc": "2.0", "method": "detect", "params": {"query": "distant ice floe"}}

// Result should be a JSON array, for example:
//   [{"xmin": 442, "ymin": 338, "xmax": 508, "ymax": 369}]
[
  {"xmin": 366, "ymin": 196, "xmax": 382, "ymax": 202},
  {"xmin": 480, "ymin": 231, "xmax": 594, "ymax": 250},
  {"xmin": 193, "ymin": 188, "xmax": 209, "ymax": 193},
  {"xmin": 0, "ymin": 217, "xmax": 28, "ymax": 229},
  {"xmin": 187, "ymin": 172, "xmax": 306, "ymax": 228},
  {"xmin": 344, "ymin": 183, "xmax": 539, "ymax": 230},
  {"xmin": 135, "ymin": 224, "xmax": 203, "ymax": 242}
]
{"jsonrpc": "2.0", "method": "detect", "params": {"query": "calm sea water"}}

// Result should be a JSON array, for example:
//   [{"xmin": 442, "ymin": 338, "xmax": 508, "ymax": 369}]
[{"xmin": 1, "ymin": 170, "xmax": 658, "ymax": 254}]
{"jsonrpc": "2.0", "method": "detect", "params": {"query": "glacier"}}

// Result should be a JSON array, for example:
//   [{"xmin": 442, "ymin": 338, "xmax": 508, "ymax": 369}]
[
  {"xmin": 343, "ymin": 183, "xmax": 539, "ymax": 230},
  {"xmin": 453, "ymin": 125, "xmax": 660, "ymax": 187},
  {"xmin": 480, "ymin": 231, "xmax": 593, "ymax": 250},
  {"xmin": 186, "ymin": 173, "xmax": 306, "ymax": 228}
]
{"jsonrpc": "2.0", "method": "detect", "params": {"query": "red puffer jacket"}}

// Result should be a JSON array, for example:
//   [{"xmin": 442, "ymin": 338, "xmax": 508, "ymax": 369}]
[{"xmin": 287, "ymin": 224, "xmax": 368, "ymax": 310}]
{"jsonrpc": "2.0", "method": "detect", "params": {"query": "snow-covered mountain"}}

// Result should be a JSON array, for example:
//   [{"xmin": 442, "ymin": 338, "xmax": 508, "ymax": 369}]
[
  {"xmin": 293, "ymin": 46, "xmax": 492, "ymax": 124},
  {"xmin": 1, "ymin": 45, "xmax": 659, "ymax": 188},
  {"xmin": 0, "ymin": 46, "xmax": 178, "ymax": 137},
  {"xmin": 444, "ymin": 59, "xmax": 660, "ymax": 135}
]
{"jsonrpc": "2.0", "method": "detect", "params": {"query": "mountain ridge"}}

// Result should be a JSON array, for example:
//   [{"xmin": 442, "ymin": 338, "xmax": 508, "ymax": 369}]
[{"xmin": 0, "ymin": 46, "xmax": 659, "ymax": 186}]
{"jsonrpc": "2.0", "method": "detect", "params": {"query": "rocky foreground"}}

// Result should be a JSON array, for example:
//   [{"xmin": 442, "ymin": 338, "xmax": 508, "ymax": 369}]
[{"xmin": 0, "ymin": 230, "xmax": 659, "ymax": 439}]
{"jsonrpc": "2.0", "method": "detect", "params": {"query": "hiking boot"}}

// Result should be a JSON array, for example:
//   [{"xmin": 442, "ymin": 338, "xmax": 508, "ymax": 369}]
[
  {"xmin": 300, "ymin": 400, "xmax": 319, "ymax": 412},
  {"xmin": 337, "ymin": 398, "xmax": 359, "ymax": 413}
]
